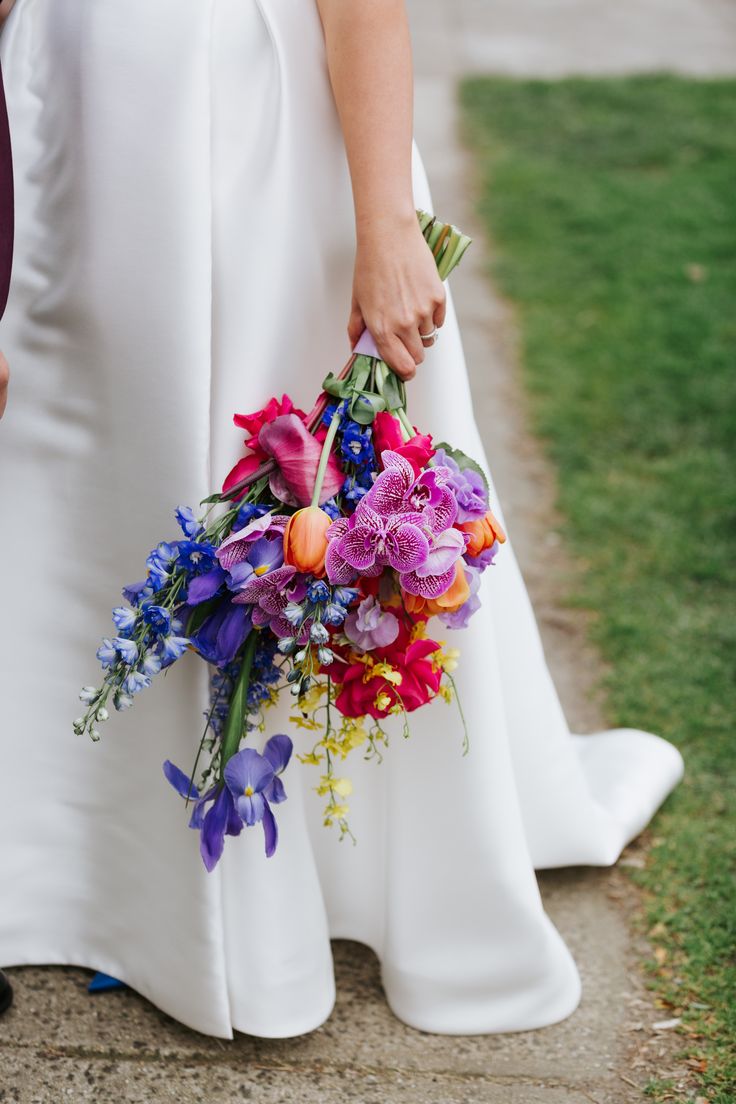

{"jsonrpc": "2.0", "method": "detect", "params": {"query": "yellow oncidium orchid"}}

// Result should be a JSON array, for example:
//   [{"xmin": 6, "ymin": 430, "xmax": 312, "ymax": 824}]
[
  {"xmin": 362, "ymin": 660, "xmax": 401, "ymax": 686},
  {"xmin": 298, "ymin": 683, "xmax": 327, "ymax": 713}
]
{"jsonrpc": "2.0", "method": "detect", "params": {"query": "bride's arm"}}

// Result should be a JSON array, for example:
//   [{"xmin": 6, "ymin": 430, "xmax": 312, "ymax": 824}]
[
  {"xmin": 0, "ymin": 2, "xmax": 16, "ymax": 26},
  {"xmin": 316, "ymin": 0, "xmax": 445, "ymax": 381}
]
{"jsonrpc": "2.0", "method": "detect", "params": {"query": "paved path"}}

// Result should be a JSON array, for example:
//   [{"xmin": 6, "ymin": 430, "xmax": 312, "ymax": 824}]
[{"xmin": 5, "ymin": 4, "xmax": 735, "ymax": 1102}]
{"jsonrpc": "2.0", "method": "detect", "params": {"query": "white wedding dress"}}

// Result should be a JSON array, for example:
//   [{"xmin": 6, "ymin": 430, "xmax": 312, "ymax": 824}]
[{"xmin": 0, "ymin": 0, "xmax": 683, "ymax": 1039}]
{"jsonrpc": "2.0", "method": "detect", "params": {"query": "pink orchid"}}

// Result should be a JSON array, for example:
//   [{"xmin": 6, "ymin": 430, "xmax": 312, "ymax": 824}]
[
  {"xmin": 326, "ymin": 502, "xmax": 429, "ymax": 582},
  {"xmin": 258, "ymin": 414, "xmax": 344, "ymax": 508},
  {"xmin": 366, "ymin": 451, "xmax": 458, "ymax": 534},
  {"xmin": 400, "ymin": 527, "xmax": 467, "ymax": 599}
]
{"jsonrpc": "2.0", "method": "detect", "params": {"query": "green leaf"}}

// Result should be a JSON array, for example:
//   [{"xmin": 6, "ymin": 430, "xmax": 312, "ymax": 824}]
[{"xmin": 433, "ymin": 441, "xmax": 490, "ymax": 497}]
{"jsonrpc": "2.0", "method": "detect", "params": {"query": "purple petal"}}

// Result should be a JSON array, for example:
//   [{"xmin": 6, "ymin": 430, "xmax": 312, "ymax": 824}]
[
  {"xmin": 186, "ymin": 567, "xmax": 226, "ymax": 605},
  {"xmin": 425, "ymin": 486, "xmax": 459, "ymax": 533},
  {"xmin": 386, "ymin": 522, "xmax": 429, "ymax": 573},
  {"xmin": 263, "ymin": 734, "xmax": 293, "ymax": 775},
  {"xmin": 414, "ymin": 527, "xmax": 465, "ymax": 578},
  {"xmin": 365, "ymin": 467, "xmax": 411, "ymax": 516},
  {"xmin": 262, "ymin": 800, "xmax": 278, "ymax": 858},
  {"xmin": 325, "ymin": 540, "xmax": 358, "ymax": 585},
  {"xmin": 264, "ymin": 775, "xmax": 287, "ymax": 805},
  {"xmin": 233, "ymin": 564, "xmax": 297, "ymax": 606},
  {"xmin": 217, "ymin": 512, "xmax": 288, "ymax": 570},
  {"xmin": 200, "ymin": 787, "xmax": 231, "ymax": 872},
  {"xmin": 381, "ymin": 450, "xmax": 416, "ymax": 480},
  {"xmin": 215, "ymin": 605, "xmax": 252, "ymax": 666},
  {"xmin": 338, "ymin": 527, "xmax": 379, "ymax": 571},
  {"xmin": 235, "ymin": 790, "xmax": 267, "ymax": 826},
  {"xmin": 400, "ymin": 564, "xmax": 457, "ymax": 599},
  {"xmin": 224, "ymin": 747, "xmax": 275, "ymax": 799},
  {"xmin": 163, "ymin": 760, "xmax": 200, "ymax": 801}
]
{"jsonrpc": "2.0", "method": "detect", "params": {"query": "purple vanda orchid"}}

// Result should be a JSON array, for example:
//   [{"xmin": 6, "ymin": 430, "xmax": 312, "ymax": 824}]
[
  {"xmin": 400, "ymin": 526, "xmax": 467, "ymax": 599},
  {"xmin": 366, "ymin": 450, "xmax": 458, "ymax": 535}
]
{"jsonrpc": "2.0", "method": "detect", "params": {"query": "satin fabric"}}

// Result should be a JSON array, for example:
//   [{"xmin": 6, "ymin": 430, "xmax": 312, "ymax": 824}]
[{"xmin": 0, "ymin": 0, "xmax": 683, "ymax": 1038}]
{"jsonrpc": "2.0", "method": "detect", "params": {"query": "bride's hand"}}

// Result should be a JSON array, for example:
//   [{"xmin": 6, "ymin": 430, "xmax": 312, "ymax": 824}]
[{"xmin": 348, "ymin": 214, "xmax": 446, "ymax": 382}]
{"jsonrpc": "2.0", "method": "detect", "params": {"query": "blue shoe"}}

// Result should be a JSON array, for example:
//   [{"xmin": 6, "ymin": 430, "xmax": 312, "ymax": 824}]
[{"xmin": 88, "ymin": 972, "xmax": 127, "ymax": 993}]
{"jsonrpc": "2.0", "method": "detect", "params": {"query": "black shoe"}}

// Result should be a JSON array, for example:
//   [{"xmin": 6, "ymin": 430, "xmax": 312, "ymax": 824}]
[{"xmin": 0, "ymin": 970, "xmax": 13, "ymax": 1015}]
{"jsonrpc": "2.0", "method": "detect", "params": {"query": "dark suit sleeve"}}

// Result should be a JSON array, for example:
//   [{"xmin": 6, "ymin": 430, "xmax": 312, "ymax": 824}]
[{"xmin": 0, "ymin": 59, "xmax": 14, "ymax": 321}]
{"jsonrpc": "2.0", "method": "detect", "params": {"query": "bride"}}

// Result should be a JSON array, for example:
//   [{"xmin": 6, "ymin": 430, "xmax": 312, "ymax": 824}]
[{"xmin": 0, "ymin": 0, "xmax": 682, "ymax": 1038}]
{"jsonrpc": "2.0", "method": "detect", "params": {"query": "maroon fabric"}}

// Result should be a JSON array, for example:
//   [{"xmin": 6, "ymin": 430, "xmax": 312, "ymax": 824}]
[{"xmin": 0, "ymin": 60, "xmax": 13, "ymax": 320}]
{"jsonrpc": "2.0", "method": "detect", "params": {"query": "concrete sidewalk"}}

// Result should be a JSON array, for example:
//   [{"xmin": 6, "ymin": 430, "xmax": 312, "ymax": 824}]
[{"xmin": 4, "ymin": 3, "xmax": 735, "ymax": 1102}]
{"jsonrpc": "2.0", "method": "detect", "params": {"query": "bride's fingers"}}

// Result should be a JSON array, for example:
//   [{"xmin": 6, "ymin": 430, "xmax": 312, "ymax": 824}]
[
  {"xmin": 347, "ymin": 298, "xmax": 365, "ymax": 348},
  {"xmin": 433, "ymin": 289, "xmax": 447, "ymax": 331},
  {"xmin": 374, "ymin": 330, "xmax": 418, "ymax": 382},
  {"xmin": 418, "ymin": 313, "xmax": 438, "ymax": 348}
]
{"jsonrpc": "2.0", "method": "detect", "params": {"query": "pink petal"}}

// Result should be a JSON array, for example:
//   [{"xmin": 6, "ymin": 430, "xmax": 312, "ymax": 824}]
[
  {"xmin": 425, "ymin": 487, "xmax": 459, "ymax": 534},
  {"xmin": 387, "ymin": 522, "xmax": 430, "ymax": 573},
  {"xmin": 325, "ymin": 540, "xmax": 358, "ymax": 585},
  {"xmin": 221, "ymin": 453, "xmax": 262, "ymax": 495},
  {"xmin": 259, "ymin": 414, "xmax": 344, "ymax": 507},
  {"xmin": 400, "ymin": 564, "xmax": 456, "ymax": 599},
  {"xmin": 414, "ymin": 527, "xmax": 465, "ymax": 578},
  {"xmin": 338, "ymin": 527, "xmax": 379, "ymax": 572}
]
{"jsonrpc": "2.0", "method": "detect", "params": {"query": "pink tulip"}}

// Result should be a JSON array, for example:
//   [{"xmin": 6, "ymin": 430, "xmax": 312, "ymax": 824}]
[{"xmin": 258, "ymin": 414, "xmax": 344, "ymax": 507}]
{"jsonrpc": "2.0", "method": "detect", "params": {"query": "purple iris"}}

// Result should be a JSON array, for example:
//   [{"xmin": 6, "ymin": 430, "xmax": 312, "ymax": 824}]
[
  {"xmin": 163, "ymin": 762, "xmax": 242, "ymax": 872},
  {"xmin": 190, "ymin": 603, "xmax": 252, "ymax": 667},
  {"xmin": 433, "ymin": 449, "xmax": 489, "ymax": 523},
  {"xmin": 163, "ymin": 734, "xmax": 293, "ymax": 869}
]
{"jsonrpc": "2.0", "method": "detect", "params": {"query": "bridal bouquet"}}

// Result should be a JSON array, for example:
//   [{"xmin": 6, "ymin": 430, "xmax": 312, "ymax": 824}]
[{"xmin": 75, "ymin": 212, "xmax": 506, "ymax": 871}]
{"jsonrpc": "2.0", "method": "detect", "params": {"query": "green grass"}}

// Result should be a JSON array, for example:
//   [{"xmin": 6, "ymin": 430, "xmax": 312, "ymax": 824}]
[{"xmin": 460, "ymin": 75, "xmax": 736, "ymax": 1102}]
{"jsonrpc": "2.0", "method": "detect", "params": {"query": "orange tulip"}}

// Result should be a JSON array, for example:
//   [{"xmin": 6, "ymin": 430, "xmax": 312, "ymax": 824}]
[
  {"xmin": 428, "ymin": 561, "xmax": 471, "ymax": 614},
  {"xmin": 457, "ymin": 510, "xmax": 506, "ymax": 557},
  {"xmin": 283, "ymin": 506, "xmax": 331, "ymax": 577}
]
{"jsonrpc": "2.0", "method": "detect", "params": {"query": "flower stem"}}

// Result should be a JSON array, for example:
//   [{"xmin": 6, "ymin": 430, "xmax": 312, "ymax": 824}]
[
  {"xmin": 397, "ymin": 407, "xmax": 414, "ymax": 441},
  {"xmin": 310, "ymin": 409, "xmax": 342, "ymax": 509},
  {"xmin": 219, "ymin": 631, "xmax": 258, "ymax": 778}
]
